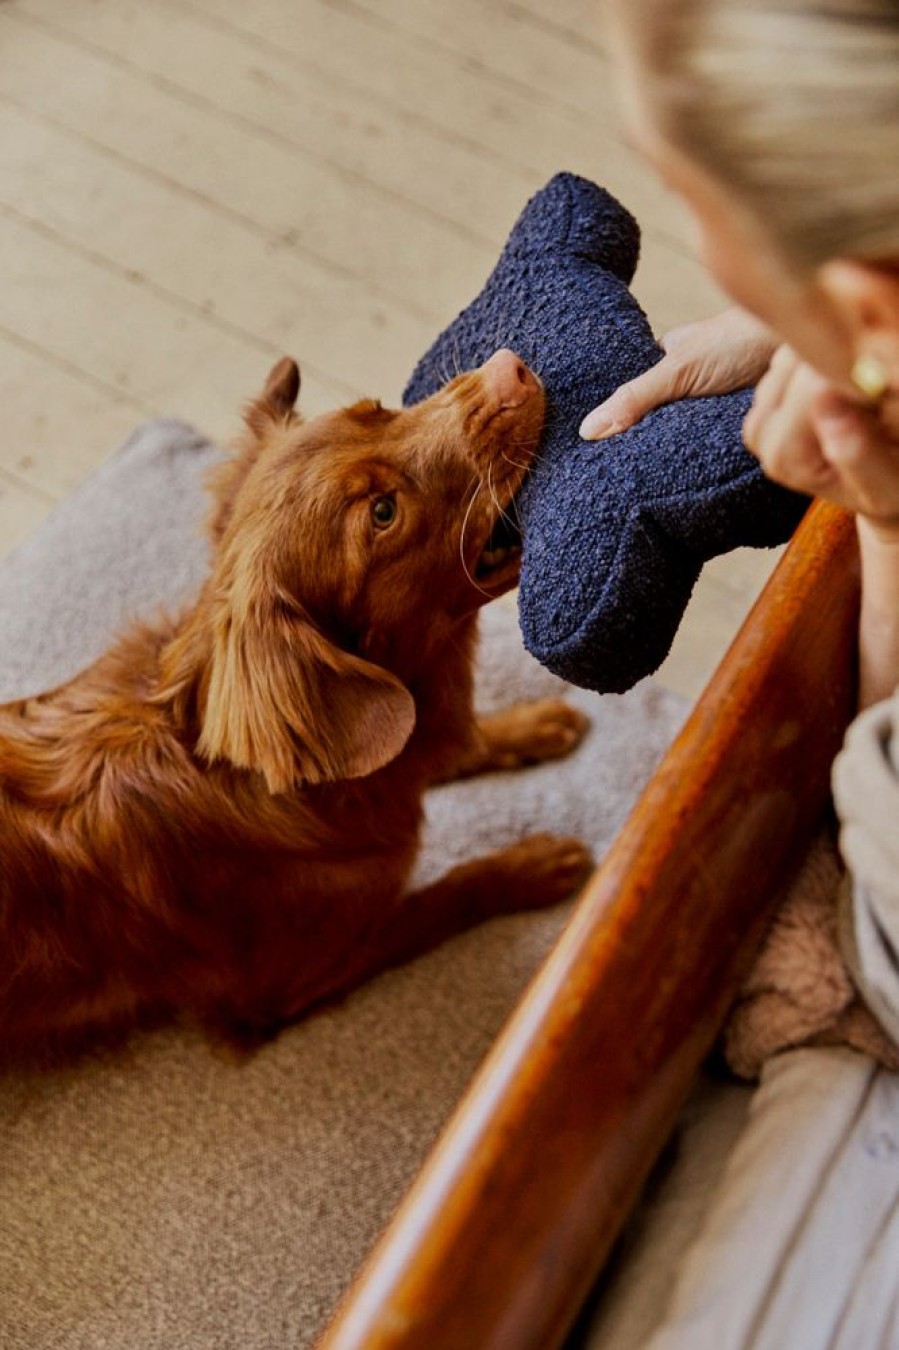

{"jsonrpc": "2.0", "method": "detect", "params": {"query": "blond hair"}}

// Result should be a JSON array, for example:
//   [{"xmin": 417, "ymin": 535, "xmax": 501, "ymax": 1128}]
[{"xmin": 611, "ymin": 0, "xmax": 899, "ymax": 271}]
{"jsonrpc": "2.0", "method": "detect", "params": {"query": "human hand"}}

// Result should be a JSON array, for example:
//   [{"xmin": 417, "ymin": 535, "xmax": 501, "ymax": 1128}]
[
  {"xmin": 743, "ymin": 345, "xmax": 899, "ymax": 538},
  {"xmin": 579, "ymin": 306, "xmax": 777, "ymax": 440}
]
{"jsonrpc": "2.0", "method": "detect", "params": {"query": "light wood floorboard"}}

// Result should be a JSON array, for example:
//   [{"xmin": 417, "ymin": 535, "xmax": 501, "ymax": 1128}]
[{"xmin": 0, "ymin": 0, "xmax": 779, "ymax": 698}]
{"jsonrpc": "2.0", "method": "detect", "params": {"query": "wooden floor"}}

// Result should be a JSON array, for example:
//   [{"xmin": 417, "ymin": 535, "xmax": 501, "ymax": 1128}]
[{"xmin": 0, "ymin": 0, "xmax": 780, "ymax": 700}]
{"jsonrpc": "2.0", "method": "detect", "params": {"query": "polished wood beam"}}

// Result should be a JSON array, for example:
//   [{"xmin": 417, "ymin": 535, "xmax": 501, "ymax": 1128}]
[{"xmin": 318, "ymin": 502, "xmax": 860, "ymax": 1350}]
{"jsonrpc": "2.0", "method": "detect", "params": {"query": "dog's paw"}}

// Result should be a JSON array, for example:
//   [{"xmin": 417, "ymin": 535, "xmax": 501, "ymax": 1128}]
[
  {"xmin": 479, "ymin": 698, "xmax": 590, "ymax": 770},
  {"xmin": 516, "ymin": 698, "xmax": 591, "ymax": 762},
  {"xmin": 502, "ymin": 832, "xmax": 593, "ymax": 908}
]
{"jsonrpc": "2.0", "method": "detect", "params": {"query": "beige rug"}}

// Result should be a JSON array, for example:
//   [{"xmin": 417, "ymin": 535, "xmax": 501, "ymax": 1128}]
[{"xmin": 0, "ymin": 420, "xmax": 687, "ymax": 1349}]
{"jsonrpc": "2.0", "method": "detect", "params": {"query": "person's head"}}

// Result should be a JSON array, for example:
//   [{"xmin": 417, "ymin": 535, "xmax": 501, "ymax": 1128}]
[{"xmin": 607, "ymin": 0, "xmax": 899, "ymax": 399}]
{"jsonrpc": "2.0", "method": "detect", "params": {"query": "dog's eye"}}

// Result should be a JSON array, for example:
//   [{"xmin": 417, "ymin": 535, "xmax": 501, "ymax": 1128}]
[{"xmin": 371, "ymin": 495, "xmax": 397, "ymax": 530}]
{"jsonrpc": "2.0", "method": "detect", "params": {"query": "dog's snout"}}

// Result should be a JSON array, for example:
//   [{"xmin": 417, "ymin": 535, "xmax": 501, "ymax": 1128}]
[{"xmin": 481, "ymin": 348, "xmax": 540, "ymax": 408}]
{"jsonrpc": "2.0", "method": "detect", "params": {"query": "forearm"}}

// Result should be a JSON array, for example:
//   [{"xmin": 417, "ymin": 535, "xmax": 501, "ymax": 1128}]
[{"xmin": 857, "ymin": 516, "xmax": 899, "ymax": 709}]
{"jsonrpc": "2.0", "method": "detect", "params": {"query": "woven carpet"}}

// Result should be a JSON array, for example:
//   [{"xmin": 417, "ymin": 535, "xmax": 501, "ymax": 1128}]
[{"xmin": 0, "ymin": 421, "xmax": 687, "ymax": 1349}]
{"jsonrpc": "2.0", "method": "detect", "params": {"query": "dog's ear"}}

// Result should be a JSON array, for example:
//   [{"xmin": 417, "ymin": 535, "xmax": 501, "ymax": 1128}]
[
  {"xmin": 196, "ymin": 590, "xmax": 415, "ymax": 794},
  {"xmin": 244, "ymin": 356, "xmax": 301, "ymax": 439},
  {"xmin": 207, "ymin": 358, "xmax": 302, "ymax": 544}
]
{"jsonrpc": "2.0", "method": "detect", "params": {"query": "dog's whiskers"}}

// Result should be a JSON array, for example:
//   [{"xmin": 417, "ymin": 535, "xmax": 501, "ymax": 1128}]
[
  {"xmin": 459, "ymin": 476, "xmax": 493, "ymax": 599},
  {"xmin": 501, "ymin": 449, "xmax": 531, "ymax": 473},
  {"xmin": 486, "ymin": 462, "xmax": 519, "ymax": 535},
  {"xmin": 436, "ymin": 357, "xmax": 455, "ymax": 389}
]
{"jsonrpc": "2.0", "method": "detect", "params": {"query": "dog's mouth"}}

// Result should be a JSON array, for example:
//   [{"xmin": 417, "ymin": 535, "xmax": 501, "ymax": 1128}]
[
  {"xmin": 475, "ymin": 498, "xmax": 523, "ymax": 586},
  {"xmin": 457, "ymin": 350, "xmax": 541, "ymax": 596}
]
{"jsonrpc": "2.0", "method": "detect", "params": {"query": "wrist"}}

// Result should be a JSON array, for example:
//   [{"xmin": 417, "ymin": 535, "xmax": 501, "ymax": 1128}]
[
  {"xmin": 858, "ymin": 512, "xmax": 899, "ymax": 549},
  {"xmin": 857, "ymin": 514, "xmax": 899, "ymax": 708}
]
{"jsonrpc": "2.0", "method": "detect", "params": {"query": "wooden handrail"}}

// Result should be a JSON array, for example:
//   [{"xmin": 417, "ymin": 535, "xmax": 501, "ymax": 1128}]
[{"xmin": 318, "ymin": 502, "xmax": 860, "ymax": 1350}]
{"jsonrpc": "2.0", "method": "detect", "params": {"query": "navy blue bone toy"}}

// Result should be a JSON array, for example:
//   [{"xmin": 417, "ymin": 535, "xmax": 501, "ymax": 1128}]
[{"xmin": 404, "ymin": 173, "xmax": 807, "ymax": 692}]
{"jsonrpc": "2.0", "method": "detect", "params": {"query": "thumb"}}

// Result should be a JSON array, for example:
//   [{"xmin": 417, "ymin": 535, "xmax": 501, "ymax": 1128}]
[{"xmin": 579, "ymin": 356, "xmax": 683, "ymax": 440}]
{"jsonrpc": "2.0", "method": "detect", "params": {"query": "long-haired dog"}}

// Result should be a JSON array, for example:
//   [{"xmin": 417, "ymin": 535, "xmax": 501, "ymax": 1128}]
[{"xmin": 0, "ymin": 351, "xmax": 590, "ymax": 1060}]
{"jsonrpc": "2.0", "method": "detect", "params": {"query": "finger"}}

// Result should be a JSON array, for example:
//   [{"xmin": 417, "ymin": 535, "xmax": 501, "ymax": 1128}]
[
  {"xmin": 813, "ymin": 395, "xmax": 899, "ymax": 519},
  {"xmin": 579, "ymin": 356, "xmax": 688, "ymax": 440},
  {"xmin": 744, "ymin": 360, "xmax": 831, "ymax": 492},
  {"xmin": 742, "ymin": 347, "xmax": 800, "ymax": 454}
]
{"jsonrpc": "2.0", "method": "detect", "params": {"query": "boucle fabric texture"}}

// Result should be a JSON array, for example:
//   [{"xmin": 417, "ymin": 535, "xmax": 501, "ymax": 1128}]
[
  {"xmin": 0, "ymin": 419, "xmax": 686, "ymax": 1350},
  {"xmin": 0, "ymin": 418, "xmax": 217, "ymax": 699},
  {"xmin": 724, "ymin": 829, "xmax": 899, "ymax": 1078},
  {"xmin": 404, "ymin": 173, "xmax": 807, "ymax": 693}
]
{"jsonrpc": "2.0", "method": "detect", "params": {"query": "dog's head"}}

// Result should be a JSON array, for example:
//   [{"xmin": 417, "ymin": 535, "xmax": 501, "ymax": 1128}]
[{"xmin": 161, "ymin": 352, "xmax": 545, "ymax": 794}]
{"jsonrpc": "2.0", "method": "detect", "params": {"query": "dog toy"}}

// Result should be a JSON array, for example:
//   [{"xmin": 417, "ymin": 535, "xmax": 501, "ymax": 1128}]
[{"xmin": 404, "ymin": 173, "xmax": 806, "ymax": 692}]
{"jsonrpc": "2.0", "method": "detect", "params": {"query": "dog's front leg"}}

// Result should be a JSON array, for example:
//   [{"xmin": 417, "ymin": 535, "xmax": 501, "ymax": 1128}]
[
  {"xmin": 437, "ymin": 699, "xmax": 589, "ymax": 782},
  {"xmin": 204, "ymin": 834, "xmax": 592, "ymax": 1053},
  {"xmin": 380, "ymin": 832, "xmax": 593, "ymax": 968}
]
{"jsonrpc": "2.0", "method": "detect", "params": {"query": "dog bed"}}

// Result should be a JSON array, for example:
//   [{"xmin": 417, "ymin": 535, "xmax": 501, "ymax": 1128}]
[{"xmin": 0, "ymin": 419, "xmax": 696, "ymax": 1350}]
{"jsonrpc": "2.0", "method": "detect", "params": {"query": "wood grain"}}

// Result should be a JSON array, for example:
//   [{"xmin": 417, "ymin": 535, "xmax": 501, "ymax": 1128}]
[
  {"xmin": 318, "ymin": 501, "xmax": 860, "ymax": 1350},
  {"xmin": 1, "ymin": 0, "xmax": 730, "ymax": 616}
]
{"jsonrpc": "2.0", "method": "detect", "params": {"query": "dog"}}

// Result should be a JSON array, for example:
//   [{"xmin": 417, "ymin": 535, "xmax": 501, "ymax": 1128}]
[{"xmin": 0, "ymin": 350, "xmax": 591, "ymax": 1060}]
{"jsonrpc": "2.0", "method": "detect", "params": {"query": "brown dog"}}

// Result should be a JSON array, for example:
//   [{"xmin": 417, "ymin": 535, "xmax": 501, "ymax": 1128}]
[{"xmin": 0, "ymin": 351, "xmax": 590, "ymax": 1059}]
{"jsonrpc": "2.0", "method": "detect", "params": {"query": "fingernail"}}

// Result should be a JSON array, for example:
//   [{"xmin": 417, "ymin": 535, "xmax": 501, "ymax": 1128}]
[{"xmin": 579, "ymin": 414, "xmax": 622, "ymax": 441}]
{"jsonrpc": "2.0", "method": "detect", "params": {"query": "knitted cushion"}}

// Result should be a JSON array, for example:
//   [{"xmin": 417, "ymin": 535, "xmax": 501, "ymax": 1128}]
[{"xmin": 404, "ymin": 173, "xmax": 807, "ymax": 692}]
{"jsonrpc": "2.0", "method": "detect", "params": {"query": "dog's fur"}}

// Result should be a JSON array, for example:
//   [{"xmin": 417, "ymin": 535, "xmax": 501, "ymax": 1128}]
[{"xmin": 0, "ymin": 352, "xmax": 590, "ymax": 1060}]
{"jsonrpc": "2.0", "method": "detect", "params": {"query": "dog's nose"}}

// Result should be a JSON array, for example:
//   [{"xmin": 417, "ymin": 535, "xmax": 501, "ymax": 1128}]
[{"xmin": 481, "ymin": 348, "xmax": 541, "ymax": 408}]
